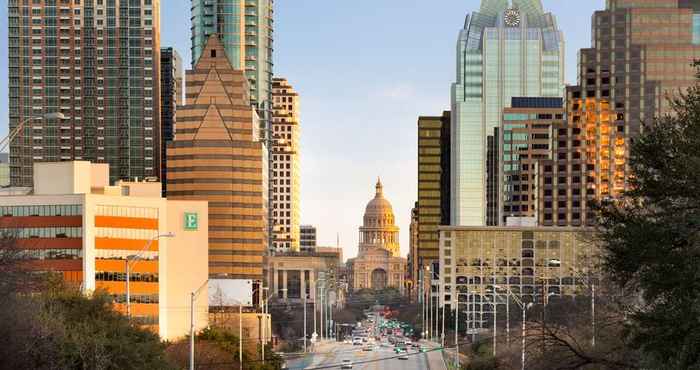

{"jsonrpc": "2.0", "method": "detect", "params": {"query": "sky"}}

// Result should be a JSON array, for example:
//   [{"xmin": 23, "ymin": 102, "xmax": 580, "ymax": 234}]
[{"xmin": 0, "ymin": 0, "xmax": 605, "ymax": 261}]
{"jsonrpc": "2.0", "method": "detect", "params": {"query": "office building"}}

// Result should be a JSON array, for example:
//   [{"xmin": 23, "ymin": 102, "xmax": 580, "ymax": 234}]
[
  {"xmin": 347, "ymin": 180, "xmax": 407, "ymax": 293},
  {"xmin": 0, "ymin": 153, "xmax": 9, "ymax": 187},
  {"xmin": 489, "ymin": 97, "xmax": 564, "ymax": 225},
  {"xmin": 270, "ymin": 77, "xmax": 300, "ymax": 252},
  {"xmin": 571, "ymin": 0, "xmax": 700, "ymax": 140},
  {"xmin": 190, "ymin": 0, "xmax": 274, "ymax": 136},
  {"xmin": 160, "ymin": 47, "xmax": 182, "ymax": 196},
  {"xmin": 300, "ymin": 225, "xmax": 316, "ymax": 251},
  {"xmin": 166, "ymin": 35, "xmax": 268, "ymax": 280},
  {"xmin": 0, "ymin": 161, "xmax": 209, "ymax": 340},
  {"xmin": 265, "ymin": 247, "xmax": 343, "ymax": 303},
  {"xmin": 450, "ymin": 0, "xmax": 564, "ymax": 226},
  {"xmin": 8, "ymin": 0, "xmax": 161, "ymax": 186},
  {"xmin": 439, "ymin": 226, "xmax": 597, "ymax": 329},
  {"xmin": 416, "ymin": 112, "xmax": 451, "ymax": 286}
]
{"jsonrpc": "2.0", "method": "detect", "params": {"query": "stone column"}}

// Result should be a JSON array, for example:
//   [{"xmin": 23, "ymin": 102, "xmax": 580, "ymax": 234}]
[
  {"xmin": 301, "ymin": 269, "xmax": 307, "ymax": 299},
  {"xmin": 310, "ymin": 270, "xmax": 316, "ymax": 301},
  {"xmin": 273, "ymin": 267, "xmax": 279, "ymax": 298},
  {"xmin": 282, "ymin": 270, "xmax": 288, "ymax": 300}
]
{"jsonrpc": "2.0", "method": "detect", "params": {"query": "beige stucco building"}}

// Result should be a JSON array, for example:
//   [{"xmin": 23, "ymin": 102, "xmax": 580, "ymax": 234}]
[
  {"xmin": 347, "ymin": 180, "xmax": 407, "ymax": 292},
  {"xmin": 0, "ymin": 161, "xmax": 209, "ymax": 340},
  {"xmin": 265, "ymin": 247, "xmax": 344, "ymax": 304}
]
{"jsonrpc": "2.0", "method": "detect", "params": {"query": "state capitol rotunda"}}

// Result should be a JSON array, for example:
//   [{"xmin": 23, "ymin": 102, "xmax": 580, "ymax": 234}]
[{"xmin": 347, "ymin": 179, "xmax": 407, "ymax": 292}]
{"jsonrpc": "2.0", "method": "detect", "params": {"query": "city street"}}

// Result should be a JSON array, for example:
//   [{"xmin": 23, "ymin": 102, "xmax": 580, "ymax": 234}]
[{"xmin": 284, "ymin": 340, "xmax": 446, "ymax": 370}]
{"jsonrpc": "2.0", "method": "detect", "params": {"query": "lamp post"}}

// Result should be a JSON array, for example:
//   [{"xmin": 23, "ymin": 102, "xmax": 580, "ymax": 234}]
[
  {"xmin": 126, "ymin": 232, "xmax": 174, "ymax": 319},
  {"xmin": 495, "ymin": 285, "xmax": 533, "ymax": 370},
  {"xmin": 190, "ymin": 279, "xmax": 210, "ymax": 370},
  {"xmin": 0, "ymin": 112, "xmax": 66, "ymax": 153}
]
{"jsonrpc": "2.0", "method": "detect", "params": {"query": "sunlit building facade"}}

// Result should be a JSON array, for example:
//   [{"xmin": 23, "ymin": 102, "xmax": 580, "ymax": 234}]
[{"xmin": 450, "ymin": 0, "xmax": 564, "ymax": 226}]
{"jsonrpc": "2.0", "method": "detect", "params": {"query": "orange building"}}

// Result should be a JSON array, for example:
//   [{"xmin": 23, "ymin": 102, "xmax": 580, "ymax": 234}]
[
  {"xmin": 167, "ymin": 35, "xmax": 268, "ymax": 281},
  {"xmin": 0, "ymin": 161, "xmax": 209, "ymax": 340}
]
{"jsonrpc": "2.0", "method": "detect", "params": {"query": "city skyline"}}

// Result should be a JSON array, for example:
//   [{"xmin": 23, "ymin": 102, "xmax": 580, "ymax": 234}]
[{"xmin": 0, "ymin": 0, "xmax": 606, "ymax": 261}]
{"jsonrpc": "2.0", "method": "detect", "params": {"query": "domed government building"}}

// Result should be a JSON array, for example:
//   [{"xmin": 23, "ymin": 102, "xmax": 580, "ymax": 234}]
[{"xmin": 347, "ymin": 179, "xmax": 407, "ymax": 293}]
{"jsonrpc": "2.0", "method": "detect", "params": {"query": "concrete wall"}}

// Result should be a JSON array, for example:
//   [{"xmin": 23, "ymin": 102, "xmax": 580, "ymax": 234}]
[{"xmin": 164, "ymin": 200, "xmax": 209, "ymax": 340}]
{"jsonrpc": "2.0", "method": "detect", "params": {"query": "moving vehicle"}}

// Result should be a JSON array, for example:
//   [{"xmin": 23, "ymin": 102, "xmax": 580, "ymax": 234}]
[
  {"xmin": 341, "ymin": 359, "xmax": 353, "ymax": 369},
  {"xmin": 352, "ymin": 338, "xmax": 362, "ymax": 346},
  {"xmin": 363, "ymin": 346, "xmax": 373, "ymax": 351},
  {"xmin": 398, "ymin": 354, "xmax": 409, "ymax": 360}
]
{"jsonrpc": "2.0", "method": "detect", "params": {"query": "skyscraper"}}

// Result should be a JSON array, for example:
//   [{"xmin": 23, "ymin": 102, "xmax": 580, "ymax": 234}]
[
  {"xmin": 450, "ymin": 0, "xmax": 564, "ymax": 226},
  {"xmin": 160, "ymin": 47, "xmax": 182, "ymax": 196},
  {"xmin": 270, "ymin": 77, "xmax": 300, "ymax": 253},
  {"xmin": 166, "ymin": 35, "xmax": 268, "ymax": 280},
  {"xmin": 7, "ymin": 0, "xmax": 161, "ymax": 186},
  {"xmin": 190, "ymin": 0, "xmax": 273, "ymax": 137}
]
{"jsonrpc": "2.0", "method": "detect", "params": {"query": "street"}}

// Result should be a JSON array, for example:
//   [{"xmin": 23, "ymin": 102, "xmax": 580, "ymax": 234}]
[{"xmin": 284, "ymin": 340, "xmax": 446, "ymax": 370}]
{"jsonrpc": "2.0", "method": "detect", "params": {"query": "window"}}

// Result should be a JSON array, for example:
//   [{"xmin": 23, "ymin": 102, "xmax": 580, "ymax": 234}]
[{"xmin": 210, "ymin": 49, "xmax": 216, "ymax": 58}]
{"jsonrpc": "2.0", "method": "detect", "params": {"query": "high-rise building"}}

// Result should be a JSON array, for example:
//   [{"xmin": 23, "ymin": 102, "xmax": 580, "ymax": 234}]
[
  {"xmin": 160, "ymin": 47, "xmax": 182, "ymax": 196},
  {"xmin": 190, "ymin": 0, "xmax": 274, "ymax": 137},
  {"xmin": 489, "ymin": 97, "xmax": 564, "ymax": 225},
  {"xmin": 166, "ymin": 35, "xmax": 268, "ymax": 280},
  {"xmin": 8, "ymin": 0, "xmax": 161, "ymax": 187},
  {"xmin": 572, "ymin": 0, "xmax": 700, "ymax": 139},
  {"xmin": 270, "ymin": 78, "xmax": 300, "ymax": 253},
  {"xmin": 450, "ymin": 0, "xmax": 564, "ymax": 226},
  {"xmin": 300, "ymin": 225, "xmax": 316, "ymax": 251},
  {"xmin": 417, "ymin": 112, "xmax": 451, "ymax": 284}
]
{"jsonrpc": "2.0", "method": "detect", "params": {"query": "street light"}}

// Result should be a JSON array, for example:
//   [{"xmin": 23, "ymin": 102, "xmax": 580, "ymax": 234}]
[
  {"xmin": 495, "ymin": 285, "xmax": 533, "ymax": 370},
  {"xmin": 190, "ymin": 279, "xmax": 211, "ymax": 370},
  {"xmin": 0, "ymin": 112, "xmax": 66, "ymax": 153},
  {"xmin": 125, "ymin": 232, "xmax": 175, "ymax": 319}
]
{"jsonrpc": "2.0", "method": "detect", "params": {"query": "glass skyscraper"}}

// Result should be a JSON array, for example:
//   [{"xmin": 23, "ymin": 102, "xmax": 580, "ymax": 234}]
[
  {"xmin": 190, "ymin": 0, "xmax": 273, "ymax": 137},
  {"xmin": 450, "ymin": 0, "xmax": 564, "ymax": 226}
]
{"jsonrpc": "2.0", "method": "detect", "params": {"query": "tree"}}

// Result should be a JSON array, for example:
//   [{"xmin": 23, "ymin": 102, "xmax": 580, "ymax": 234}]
[{"xmin": 597, "ymin": 62, "xmax": 700, "ymax": 367}]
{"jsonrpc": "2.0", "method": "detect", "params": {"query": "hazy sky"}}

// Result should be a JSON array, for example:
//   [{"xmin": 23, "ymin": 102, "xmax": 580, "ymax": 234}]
[{"xmin": 0, "ymin": 0, "xmax": 605, "ymax": 260}]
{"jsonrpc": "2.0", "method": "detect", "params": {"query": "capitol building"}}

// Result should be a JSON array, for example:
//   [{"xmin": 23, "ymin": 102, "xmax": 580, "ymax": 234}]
[{"xmin": 347, "ymin": 179, "xmax": 407, "ymax": 292}]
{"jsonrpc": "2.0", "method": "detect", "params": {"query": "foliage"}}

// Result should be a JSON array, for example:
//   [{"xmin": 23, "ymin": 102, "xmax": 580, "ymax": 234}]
[{"xmin": 596, "ymin": 61, "xmax": 700, "ymax": 367}]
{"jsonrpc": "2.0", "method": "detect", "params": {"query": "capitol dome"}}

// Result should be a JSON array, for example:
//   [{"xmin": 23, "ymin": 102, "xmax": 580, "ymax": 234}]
[
  {"xmin": 360, "ymin": 178, "xmax": 400, "ymax": 257},
  {"xmin": 364, "ymin": 179, "xmax": 395, "ymax": 226}
]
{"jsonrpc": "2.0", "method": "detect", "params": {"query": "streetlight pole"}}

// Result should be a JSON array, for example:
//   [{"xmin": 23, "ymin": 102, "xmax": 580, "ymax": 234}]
[
  {"xmin": 126, "ymin": 232, "xmax": 174, "ymax": 319},
  {"xmin": 303, "ymin": 292, "xmax": 307, "ymax": 352},
  {"xmin": 0, "ymin": 112, "xmax": 66, "ymax": 153},
  {"xmin": 190, "ymin": 279, "xmax": 209, "ymax": 370},
  {"xmin": 495, "ymin": 285, "xmax": 532, "ymax": 370}
]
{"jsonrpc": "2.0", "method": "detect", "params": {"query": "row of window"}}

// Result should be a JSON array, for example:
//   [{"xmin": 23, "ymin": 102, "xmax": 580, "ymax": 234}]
[
  {"xmin": 94, "ymin": 205, "xmax": 158, "ymax": 219},
  {"xmin": 95, "ymin": 227, "xmax": 158, "ymax": 241},
  {"xmin": 20, "ymin": 248, "xmax": 81, "ymax": 260},
  {"xmin": 95, "ymin": 249, "xmax": 158, "ymax": 261},
  {"xmin": 95, "ymin": 271, "xmax": 158, "ymax": 283},
  {"xmin": 0, "ymin": 204, "xmax": 82, "ymax": 217},
  {"xmin": 1, "ymin": 227, "xmax": 83, "ymax": 239},
  {"xmin": 110, "ymin": 294, "xmax": 158, "ymax": 304}
]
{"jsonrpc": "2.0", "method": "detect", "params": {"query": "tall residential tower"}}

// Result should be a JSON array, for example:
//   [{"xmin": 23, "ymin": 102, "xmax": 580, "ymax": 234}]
[
  {"xmin": 190, "ymin": 0, "xmax": 274, "ymax": 137},
  {"xmin": 270, "ymin": 78, "xmax": 300, "ymax": 253},
  {"xmin": 8, "ymin": 0, "xmax": 161, "ymax": 186},
  {"xmin": 450, "ymin": 0, "xmax": 564, "ymax": 226}
]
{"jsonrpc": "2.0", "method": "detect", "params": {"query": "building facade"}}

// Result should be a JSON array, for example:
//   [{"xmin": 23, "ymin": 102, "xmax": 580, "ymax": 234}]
[
  {"xmin": 270, "ymin": 78, "xmax": 300, "ymax": 252},
  {"xmin": 491, "ymin": 97, "xmax": 564, "ymax": 225},
  {"xmin": 439, "ymin": 226, "xmax": 597, "ymax": 329},
  {"xmin": 166, "ymin": 35, "xmax": 268, "ymax": 281},
  {"xmin": 450, "ymin": 0, "xmax": 564, "ymax": 226},
  {"xmin": 0, "ymin": 153, "xmax": 9, "ymax": 187},
  {"xmin": 347, "ymin": 180, "xmax": 407, "ymax": 292},
  {"xmin": 190, "ymin": 0, "xmax": 274, "ymax": 137},
  {"xmin": 8, "ymin": 0, "xmax": 162, "ymax": 186},
  {"xmin": 416, "ymin": 112, "xmax": 451, "ymax": 290},
  {"xmin": 160, "ymin": 47, "xmax": 182, "ymax": 196},
  {"xmin": 0, "ymin": 161, "xmax": 209, "ymax": 340},
  {"xmin": 300, "ymin": 225, "xmax": 317, "ymax": 251},
  {"xmin": 265, "ymin": 247, "xmax": 343, "ymax": 303}
]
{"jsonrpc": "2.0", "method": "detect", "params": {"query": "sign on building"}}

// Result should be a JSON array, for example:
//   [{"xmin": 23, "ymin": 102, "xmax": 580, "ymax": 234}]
[{"xmin": 184, "ymin": 212, "xmax": 198, "ymax": 230}]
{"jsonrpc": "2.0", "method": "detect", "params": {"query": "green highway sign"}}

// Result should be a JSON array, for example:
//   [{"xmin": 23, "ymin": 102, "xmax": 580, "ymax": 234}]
[{"xmin": 184, "ymin": 212, "xmax": 198, "ymax": 230}]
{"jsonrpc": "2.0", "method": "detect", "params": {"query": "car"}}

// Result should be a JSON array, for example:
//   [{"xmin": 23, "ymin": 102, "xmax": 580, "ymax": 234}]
[
  {"xmin": 341, "ymin": 359, "xmax": 353, "ymax": 369},
  {"xmin": 398, "ymin": 354, "xmax": 409, "ymax": 360},
  {"xmin": 363, "ymin": 346, "xmax": 373, "ymax": 351}
]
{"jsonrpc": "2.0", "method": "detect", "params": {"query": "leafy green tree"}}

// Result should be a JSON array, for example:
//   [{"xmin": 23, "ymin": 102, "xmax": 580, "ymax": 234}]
[{"xmin": 597, "ymin": 62, "xmax": 700, "ymax": 367}]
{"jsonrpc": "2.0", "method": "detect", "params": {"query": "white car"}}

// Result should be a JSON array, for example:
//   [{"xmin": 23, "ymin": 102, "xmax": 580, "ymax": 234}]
[{"xmin": 341, "ymin": 359, "xmax": 353, "ymax": 369}]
